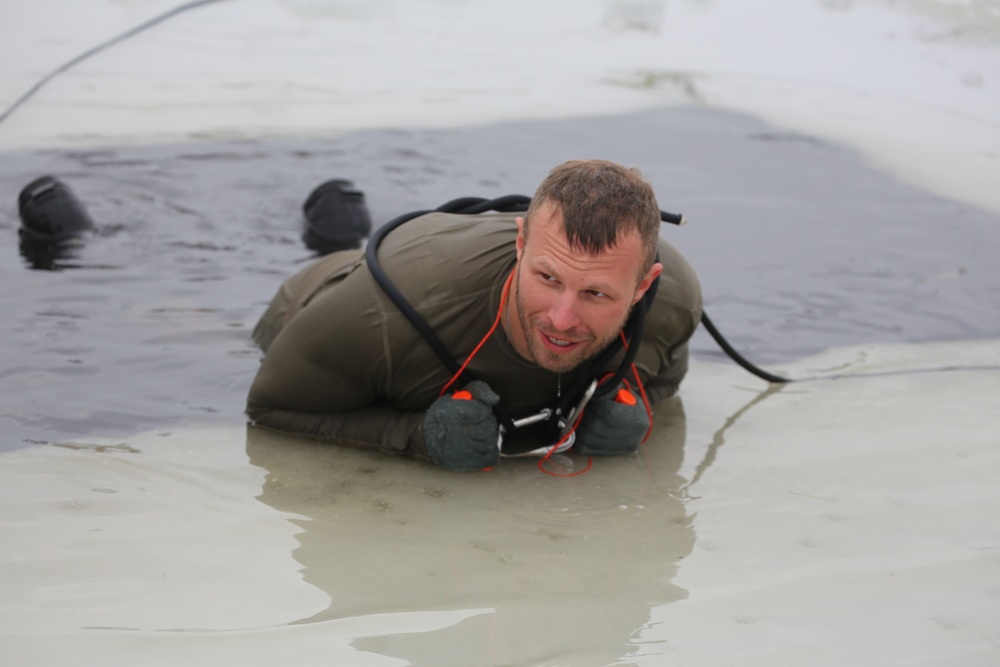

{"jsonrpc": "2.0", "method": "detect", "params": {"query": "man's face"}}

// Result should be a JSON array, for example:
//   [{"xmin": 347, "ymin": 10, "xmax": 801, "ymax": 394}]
[{"xmin": 510, "ymin": 202, "xmax": 662, "ymax": 374}]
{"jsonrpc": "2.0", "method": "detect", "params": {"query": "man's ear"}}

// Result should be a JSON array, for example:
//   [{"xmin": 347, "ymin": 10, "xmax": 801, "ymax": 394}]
[
  {"xmin": 632, "ymin": 262, "xmax": 663, "ymax": 306},
  {"xmin": 515, "ymin": 216, "xmax": 526, "ymax": 260}
]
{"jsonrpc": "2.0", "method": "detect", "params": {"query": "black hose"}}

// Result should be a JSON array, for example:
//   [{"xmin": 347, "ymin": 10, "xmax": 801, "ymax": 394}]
[
  {"xmin": 365, "ymin": 208, "xmax": 461, "ymax": 377},
  {"xmin": 700, "ymin": 310, "xmax": 790, "ymax": 383}
]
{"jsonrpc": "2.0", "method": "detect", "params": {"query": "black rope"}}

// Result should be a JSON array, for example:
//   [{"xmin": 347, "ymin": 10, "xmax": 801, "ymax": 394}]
[
  {"xmin": 365, "ymin": 208, "xmax": 459, "ymax": 377},
  {"xmin": 0, "ymin": 0, "xmax": 233, "ymax": 126},
  {"xmin": 700, "ymin": 310, "xmax": 790, "ymax": 383},
  {"xmin": 661, "ymin": 210, "xmax": 685, "ymax": 226},
  {"xmin": 435, "ymin": 195, "xmax": 531, "ymax": 215}
]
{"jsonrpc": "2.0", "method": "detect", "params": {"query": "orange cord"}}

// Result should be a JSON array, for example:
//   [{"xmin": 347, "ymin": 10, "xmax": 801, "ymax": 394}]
[
  {"xmin": 631, "ymin": 362, "xmax": 654, "ymax": 444},
  {"xmin": 439, "ymin": 271, "xmax": 514, "ymax": 397},
  {"xmin": 534, "ymin": 333, "xmax": 654, "ymax": 476},
  {"xmin": 616, "ymin": 331, "xmax": 655, "ymax": 444},
  {"xmin": 536, "ymin": 404, "xmax": 592, "ymax": 477}
]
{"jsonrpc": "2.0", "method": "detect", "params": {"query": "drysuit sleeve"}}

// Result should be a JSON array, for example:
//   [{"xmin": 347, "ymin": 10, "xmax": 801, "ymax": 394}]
[
  {"xmin": 634, "ymin": 239, "xmax": 703, "ymax": 407},
  {"xmin": 640, "ymin": 340, "xmax": 695, "ymax": 407},
  {"xmin": 245, "ymin": 267, "xmax": 431, "ymax": 458}
]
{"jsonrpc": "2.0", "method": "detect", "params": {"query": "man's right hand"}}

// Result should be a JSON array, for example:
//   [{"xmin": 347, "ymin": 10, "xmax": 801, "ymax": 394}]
[{"xmin": 423, "ymin": 380, "xmax": 501, "ymax": 472}]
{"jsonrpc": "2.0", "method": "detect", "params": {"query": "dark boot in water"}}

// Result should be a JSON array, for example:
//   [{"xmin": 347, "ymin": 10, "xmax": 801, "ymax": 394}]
[
  {"xmin": 18, "ymin": 175, "xmax": 95, "ymax": 270},
  {"xmin": 301, "ymin": 179, "xmax": 371, "ymax": 255},
  {"xmin": 18, "ymin": 175, "xmax": 95, "ymax": 242}
]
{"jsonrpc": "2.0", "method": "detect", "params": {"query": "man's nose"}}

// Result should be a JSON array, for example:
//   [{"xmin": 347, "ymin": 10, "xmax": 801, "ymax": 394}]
[{"xmin": 547, "ymin": 292, "xmax": 582, "ymax": 332}]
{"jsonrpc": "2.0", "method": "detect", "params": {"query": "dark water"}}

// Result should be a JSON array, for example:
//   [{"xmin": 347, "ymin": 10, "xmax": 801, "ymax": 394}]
[{"xmin": 2, "ymin": 107, "xmax": 998, "ymax": 452}]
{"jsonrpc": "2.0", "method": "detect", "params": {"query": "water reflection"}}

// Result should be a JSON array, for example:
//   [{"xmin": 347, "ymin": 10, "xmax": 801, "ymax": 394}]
[
  {"xmin": 247, "ymin": 396, "xmax": 693, "ymax": 665},
  {"xmin": 683, "ymin": 381, "xmax": 786, "ymax": 496},
  {"xmin": 18, "ymin": 236, "xmax": 87, "ymax": 270}
]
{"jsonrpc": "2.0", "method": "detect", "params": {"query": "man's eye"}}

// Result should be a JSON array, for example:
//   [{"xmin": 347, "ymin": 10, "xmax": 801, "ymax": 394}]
[
  {"xmin": 587, "ymin": 290, "xmax": 607, "ymax": 298},
  {"xmin": 540, "ymin": 273, "xmax": 556, "ymax": 282}
]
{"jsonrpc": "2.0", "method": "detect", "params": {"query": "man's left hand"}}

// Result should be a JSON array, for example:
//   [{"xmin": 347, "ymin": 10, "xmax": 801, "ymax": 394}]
[{"xmin": 574, "ymin": 383, "xmax": 649, "ymax": 456}]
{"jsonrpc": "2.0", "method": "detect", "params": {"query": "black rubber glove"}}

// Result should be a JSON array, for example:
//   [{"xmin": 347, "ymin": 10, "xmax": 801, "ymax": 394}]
[
  {"xmin": 423, "ymin": 380, "xmax": 501, "ymax": 472},
  {"xmin": 574, "ymin": 384, "xmax": 649, "ymax": 456}
]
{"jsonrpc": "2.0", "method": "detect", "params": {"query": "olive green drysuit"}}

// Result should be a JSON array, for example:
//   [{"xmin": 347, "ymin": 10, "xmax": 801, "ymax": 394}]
[{"xmin": 246, "ymin": 212, "xmax": 702, "ymax": 459}]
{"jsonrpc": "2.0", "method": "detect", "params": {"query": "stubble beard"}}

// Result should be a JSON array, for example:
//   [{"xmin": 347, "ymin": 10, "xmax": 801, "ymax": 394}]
[{"xmin": 513, "ymin": 265, "xmax": 631, "ymax": 374}]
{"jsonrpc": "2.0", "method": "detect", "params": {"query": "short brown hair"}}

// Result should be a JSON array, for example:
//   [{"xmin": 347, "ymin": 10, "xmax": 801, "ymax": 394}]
[{"xmin": 525, "ymin": 160, "xmax": 661, "ymax": 273}]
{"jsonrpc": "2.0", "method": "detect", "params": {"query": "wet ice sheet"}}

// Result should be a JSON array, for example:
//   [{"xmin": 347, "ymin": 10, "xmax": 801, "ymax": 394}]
[
  {"xmin": 1, "ymin": 340, "xmax": 998, "ymax": 665},
  {"xmin": 651, "ymin": 341, "xmax": 1000, "ymax": 665}
]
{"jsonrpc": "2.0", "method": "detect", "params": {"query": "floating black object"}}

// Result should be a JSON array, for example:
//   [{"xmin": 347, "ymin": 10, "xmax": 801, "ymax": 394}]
[
  {"xmin": 17, "ymin": 175, "xmax": 95, "ymax": 270},
  {"xmin": 302, "ymin": 179, "xmax": 371, "ymax": 254},
  {"xmin": 18, "ymin": 175, "xmax": 95, "ymax": 242}
]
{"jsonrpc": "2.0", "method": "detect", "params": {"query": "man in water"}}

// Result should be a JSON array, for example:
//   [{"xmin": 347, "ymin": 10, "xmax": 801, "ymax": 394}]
[{"xmin": 246, "ymin": 159, "xmax": 702, "ymax": 471}]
